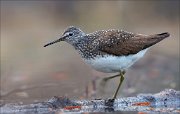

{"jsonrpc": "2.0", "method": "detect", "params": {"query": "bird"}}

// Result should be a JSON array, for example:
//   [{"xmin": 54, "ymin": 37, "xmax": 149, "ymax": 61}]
[{"xmin": 44, "ymin": 26, "xmax": 170, "ymax": 100}]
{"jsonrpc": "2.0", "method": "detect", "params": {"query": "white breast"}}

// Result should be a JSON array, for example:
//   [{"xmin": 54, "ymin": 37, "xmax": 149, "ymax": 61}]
[{"xmin": 84, "ymin": 49, "xmax": 148, "ymax": 73}]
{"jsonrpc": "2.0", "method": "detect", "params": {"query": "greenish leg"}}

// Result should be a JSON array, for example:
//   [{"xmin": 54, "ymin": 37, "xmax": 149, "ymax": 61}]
[
  {"xmin": 100, "ymin": 73, "xmax": 122, "ymax": 89},
  {"xmin": 102, "ymin": 74, "xmax": 121, "ymax": 82},
  {"xmin": 112, "ymin": 71, "xmax": 125, "ymax": 99},
  {"xmin": 100, "ymin": 74, "xmax": 121, "ymax": 94},
  {"xmin": 101, "ymin": 70, "xmax": 125, "ymax": 83}
]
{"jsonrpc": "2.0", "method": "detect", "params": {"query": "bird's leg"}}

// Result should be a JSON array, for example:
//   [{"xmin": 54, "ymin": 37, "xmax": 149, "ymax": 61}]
[
  {"xmin": 112, "ymin": 70, "xmax": 126, "ymax": 99},
  {"xmin": 102, "ymin": 74, "xmax": 121, "ymax": 82},
  {"xmin": 99, "ymin": 71, "xmax": 126, "ymax": 95},
  {"xmin": 99, "ymin": 73, "xmax": 121, "ymax": 94},
  {"xmin": 100, "ymin": 73, "xmax": 121, "ymax": 88}
]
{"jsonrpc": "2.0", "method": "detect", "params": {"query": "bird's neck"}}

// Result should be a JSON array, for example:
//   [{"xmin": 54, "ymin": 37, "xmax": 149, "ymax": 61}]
[{"xmin": 72, "ymin": 37, "xmax": 96, "ymax": 59}]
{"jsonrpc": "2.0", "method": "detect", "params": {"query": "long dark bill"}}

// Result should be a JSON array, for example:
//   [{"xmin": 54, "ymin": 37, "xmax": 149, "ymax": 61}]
[{"xmin": 44, "ymin": 36, "xmax": 66, "ymax": 47}]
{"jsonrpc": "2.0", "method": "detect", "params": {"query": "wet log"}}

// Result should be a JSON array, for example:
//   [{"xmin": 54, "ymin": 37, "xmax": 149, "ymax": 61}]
[{"xmin": 0, "ymin": 89, "xmax": 180, "ymax": 113}]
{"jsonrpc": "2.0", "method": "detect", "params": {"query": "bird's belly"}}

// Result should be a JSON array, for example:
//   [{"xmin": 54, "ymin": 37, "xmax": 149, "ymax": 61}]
[{"xmin": 84, "ymin": 49, "xmax": 148, "ymax": 73}]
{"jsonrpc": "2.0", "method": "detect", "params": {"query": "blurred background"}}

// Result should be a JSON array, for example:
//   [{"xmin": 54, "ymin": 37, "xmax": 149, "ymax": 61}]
[{"xmin": 1, "ymin": 1, "xmax": 179, "ymax": 104}]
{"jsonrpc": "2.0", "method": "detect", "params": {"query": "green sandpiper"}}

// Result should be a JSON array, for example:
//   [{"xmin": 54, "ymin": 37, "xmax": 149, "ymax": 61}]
[{"xmin": 44, "ymin": 26, "xmax": 170, "ymax": 99}]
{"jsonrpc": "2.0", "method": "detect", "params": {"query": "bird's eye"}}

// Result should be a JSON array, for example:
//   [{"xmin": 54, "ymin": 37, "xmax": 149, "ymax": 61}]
[{"xmin": 69, "ymin": 33, "xmax": 73, "ymax": 36}]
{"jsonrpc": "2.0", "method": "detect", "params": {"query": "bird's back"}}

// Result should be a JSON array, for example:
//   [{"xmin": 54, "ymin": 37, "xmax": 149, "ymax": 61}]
[{"xmin": 87, "ymin": 29, "xmax": 170, "ymax": 56}]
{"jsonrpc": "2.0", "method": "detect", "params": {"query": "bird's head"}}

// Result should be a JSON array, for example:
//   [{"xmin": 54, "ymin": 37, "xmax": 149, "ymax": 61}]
[{"xmin": 44, "ymin": 26, "xmax": 85, "ymax": 47}]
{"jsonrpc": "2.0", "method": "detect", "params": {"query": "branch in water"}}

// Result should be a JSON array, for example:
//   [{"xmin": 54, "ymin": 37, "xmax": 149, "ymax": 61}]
[{"xmin": 0, "ymin": 89, "xmax": 179, "ymax": 113}]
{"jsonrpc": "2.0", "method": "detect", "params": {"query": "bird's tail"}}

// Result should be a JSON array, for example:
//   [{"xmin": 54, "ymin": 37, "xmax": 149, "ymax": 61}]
[
  {"xmin": 153, "ymin": 32, "xmax": 170, "ymax": 39},
  {"xmin": 142, "ymin": 32, "xmax": 170, "ymax": 49}
]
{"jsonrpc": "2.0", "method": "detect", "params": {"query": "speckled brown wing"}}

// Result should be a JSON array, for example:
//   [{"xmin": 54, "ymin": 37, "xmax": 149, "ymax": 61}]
[{"xmin": 91, "ymin": 30, "xmax": 169, "ymax": 56}]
